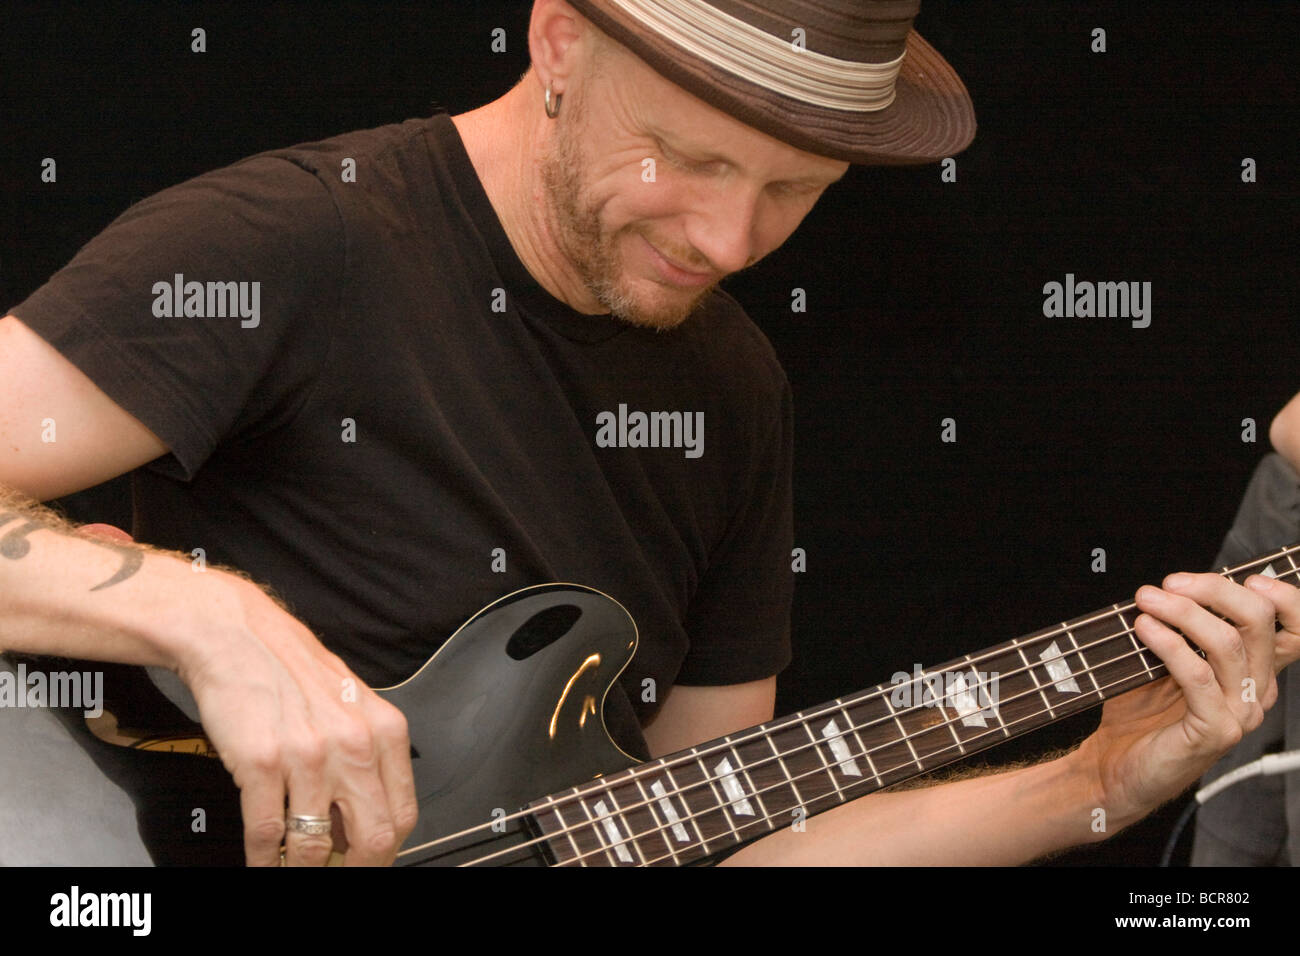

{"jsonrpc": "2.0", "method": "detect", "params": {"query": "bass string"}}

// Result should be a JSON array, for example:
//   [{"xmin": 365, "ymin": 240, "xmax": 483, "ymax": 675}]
[
  {"xmin": 394, "ymin": 595, "xmax": 1136, "ymax": 862},
  {"xmin": 462, "ymin": 639, "xmax": 1174, "ymax": 866},
  {"xmin": 565, "ymin": 566, "xmax": 1296, "ymax": 866},
  {"xmin": 396, "ymin": 551, "xmax": 1297, "ymax": 864},
  {"xmin": 529, "ymin": 553, "xmax": 1300, "ymax": 833},
  {"xmin": 401, "ymin": 617, "xmax": 1149, "ymax": 864}
]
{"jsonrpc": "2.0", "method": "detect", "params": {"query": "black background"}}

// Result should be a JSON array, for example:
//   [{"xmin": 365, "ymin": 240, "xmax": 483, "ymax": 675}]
[{"xmin": 2, "ymin": 0, "xmax": 1296, "ymax": 869}]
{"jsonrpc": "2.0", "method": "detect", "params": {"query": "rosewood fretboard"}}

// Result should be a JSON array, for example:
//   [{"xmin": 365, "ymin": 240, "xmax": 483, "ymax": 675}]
[{"xmin": 524, "ymin": 542, "xmax": 1300, "ymax": 866}]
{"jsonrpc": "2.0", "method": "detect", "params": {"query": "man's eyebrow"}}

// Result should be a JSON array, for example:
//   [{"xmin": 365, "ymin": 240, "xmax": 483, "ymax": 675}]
[
  {"xmin": 649, "ymin": 127, "xmax": 729, "ymax": 164},
  {"xmin": 649, "ymin": 126, "xmax": 843, "ymax": 186}
]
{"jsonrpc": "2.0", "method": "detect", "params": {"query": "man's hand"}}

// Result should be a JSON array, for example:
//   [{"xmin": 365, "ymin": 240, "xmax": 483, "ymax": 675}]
[
  {"xmin": 176, "ymin": 576, "xmax": 419, "ymax": 866},
  {"xmin": 72, "ymin": 522, "xmax": 418, "ymax": 866},
  {"xmin": 1076, "ymin": 570, "xmax": 1300, "ymax": 833}
]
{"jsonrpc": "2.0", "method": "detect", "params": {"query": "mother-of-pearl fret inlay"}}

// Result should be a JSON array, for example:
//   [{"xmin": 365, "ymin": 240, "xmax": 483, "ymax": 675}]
[
  {"xmin": 820, "ymin": 718, "xmax": 863, "ymax": 776},
  {"xmin": 591, "ymin": 799, "xmax": 634, "ymax": 862},
  {"xmin": 1263, "ymin": 563, "xmax": 1278, "ymax": 577},
  {"xmin": 649, "ymin": 779, "xmax": 692, "ymax": 843},
  {"xmin": 714, "ymin": 757, "xmax": 754, "ymax": 815},
  {"xmin": 1038, "ymin": 640, "xmax": 1080, "ymax": 693},
  {"xmin": 945, "ymin": 670, "xmax": 996, "ymax": 727}
]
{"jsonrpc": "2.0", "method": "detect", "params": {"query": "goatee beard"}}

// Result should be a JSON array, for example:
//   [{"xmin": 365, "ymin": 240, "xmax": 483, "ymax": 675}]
[{"xmin": 538, "ymin": 111, "xmax": 714, "ymax": 332}]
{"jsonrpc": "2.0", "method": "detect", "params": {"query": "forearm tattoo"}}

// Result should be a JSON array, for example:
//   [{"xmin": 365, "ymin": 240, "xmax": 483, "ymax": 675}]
[{"xmin": 0, "ymin": 509, "xmax": 143, "ymax": 592}]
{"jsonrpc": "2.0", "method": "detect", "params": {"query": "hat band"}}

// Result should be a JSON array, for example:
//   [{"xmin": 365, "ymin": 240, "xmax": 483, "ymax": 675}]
[{"xmin": 601, "ymin": 0, "xmax": 904, "ymax": 112}]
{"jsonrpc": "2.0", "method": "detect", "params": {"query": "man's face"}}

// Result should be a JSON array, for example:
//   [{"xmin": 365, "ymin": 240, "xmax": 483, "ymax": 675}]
[{"xmin": 539, "ymin": 35, "xmax": 849, "ymax": 332}]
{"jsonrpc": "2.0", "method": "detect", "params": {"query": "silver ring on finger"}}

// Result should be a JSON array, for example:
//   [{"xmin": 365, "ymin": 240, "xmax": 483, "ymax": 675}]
[{"xmin": 285, "ymin": 813, "xmax": 332, "ymax": 836}]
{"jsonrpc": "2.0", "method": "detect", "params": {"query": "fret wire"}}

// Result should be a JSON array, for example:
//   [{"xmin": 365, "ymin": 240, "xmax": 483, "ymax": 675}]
[
  {"xmin": 839, "ymin": 699, "xmax": 884, "ymax": 785},
  {"xmin": 1012, "ymin": 633, "xmax": 1057, "ymax": 720},
  {"xmin": 631, "ymin": 769, "xmax": 680, "ymax": 866},
  {"xmin": 599, "ymin": 780, "xmax": 649, "ymax": 866},
  {"xmin": 882, "ymin": 685, "xmax": 924, "ymax": 771},
  {"xmin": 545, "ymin": 792, "xmax": 584, "ymax": 866},
  {"xmin": 1062, "ymin": 623, "xmax": 1104, "ymax": 699},
  {"xmin": 661, "ymin": 762, "xmax": 709, "ymax": 853},
  {"xmin": 1114, "ymin": 603, "xmax": 1156, "ymax": 681},
  {"xmin": 530, "ymin": 639, "xmax": 1179, "ymax": 868},
  {"xmin": 573, "ymin": 790, "xmax": 617, "ymax": 868},
  {"xmin": 764, "ymin": 731, "xmax": 806, "ymax": 813},
  {"xmin": 953, "ymin": 651, "xmax": 1005, "ymax": 742},
  {"xmin": 937, "ymin": 660, "xmax": 968, "ymax": 754},
  {"xmin": 725, "ymin": 736, "xmax": 775, "ymax": 833},
  {"xmin": 968, "ymin": 651, "xmax": 1011, "ymax": 738},
  {"xmin": 417, "ymin": 547, "xmax": 1300, "ymax": 865},
  {"xmin": 801, "ymin": 716, "xmax": 848, "ymax": 802},
  {"xmin": 694, "ymin": 748, "xmax": 745, "ymax": 845}
]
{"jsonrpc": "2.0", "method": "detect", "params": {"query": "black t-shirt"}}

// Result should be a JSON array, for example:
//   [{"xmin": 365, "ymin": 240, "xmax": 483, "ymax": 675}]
[{"xmin": 9, "ymin": 110, "xmax": 794, "ymax": 771}]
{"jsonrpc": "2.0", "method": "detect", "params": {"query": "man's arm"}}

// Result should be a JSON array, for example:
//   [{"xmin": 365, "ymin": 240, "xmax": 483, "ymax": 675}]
[
  {"xmin": 0, "ymin": 314, "xmax": 418, "ymax": 865},
  {"xmin": 0, "ymin": 497, "xmax": 417, "ymax": 866},
  {"xmin": 0, "ymin": 315, "xmax": 169, "ymax": 501},
  {"xmin": 642, "ymin": 677, "xmax": 776, "ymax": 758}
]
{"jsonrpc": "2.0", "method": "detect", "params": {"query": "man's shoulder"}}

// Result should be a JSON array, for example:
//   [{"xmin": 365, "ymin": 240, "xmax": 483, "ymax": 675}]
[
  {"xmin": 111, "ymin": 113, "xmax": 454, "ymax": 261},
  {"xmin": 124, "ymin": 114, "xmax": 446, "ymax": 233},
  {"xmin": 124, "ymin": 116, "xmax": 441, "ymax": 206},
  {"xmin": 248, "ymin": 114, "xmax": 443, "ymax": 181}
]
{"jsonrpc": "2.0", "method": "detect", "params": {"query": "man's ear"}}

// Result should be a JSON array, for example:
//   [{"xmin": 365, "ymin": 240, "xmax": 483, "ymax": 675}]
[
  {"xmin": 528, "ymin": 0, "xmax": 586, "ymax": 98},
  {"xmin": 1267, "ymin": 391, "xmax": 1300, "ymax": 472}
]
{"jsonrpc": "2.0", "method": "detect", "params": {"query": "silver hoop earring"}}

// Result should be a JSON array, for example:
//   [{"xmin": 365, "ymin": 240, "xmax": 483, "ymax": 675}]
[{"xmin": 544, "ymin": 83, "xmax": 562, "ymax": 119}]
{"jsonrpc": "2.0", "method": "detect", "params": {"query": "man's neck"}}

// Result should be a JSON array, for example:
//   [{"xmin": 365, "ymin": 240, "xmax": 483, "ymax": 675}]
[{"xmin": 451, "ymin": 87, "xmax": 607, "ymax": 316}]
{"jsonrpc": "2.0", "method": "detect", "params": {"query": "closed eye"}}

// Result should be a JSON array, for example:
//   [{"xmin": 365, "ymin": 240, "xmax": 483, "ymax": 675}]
[
  {"xmin": 670, "ymin": 154, "xmax": 711, "ymax": 174},
  {"xmin": 769, "ymin": 180, "xmax": 819, "ymax": 199},
  {"xmin": 657, "ymin": 139, "xmax": 716, "ymax": 174},
  {"xmin": 654, "ymin": 136, "xmax": 825, "ymax": 197}
]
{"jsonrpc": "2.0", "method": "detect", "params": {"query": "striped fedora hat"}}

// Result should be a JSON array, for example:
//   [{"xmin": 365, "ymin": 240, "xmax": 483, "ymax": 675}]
[{"xmin": 564, "ymin": 0, "xmax": 976, "ymax": 165}]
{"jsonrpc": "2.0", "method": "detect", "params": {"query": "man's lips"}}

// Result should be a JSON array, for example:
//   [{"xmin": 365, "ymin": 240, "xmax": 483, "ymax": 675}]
[{"xmin": 641, "ymin": 234, "xmax": 716, "ymax": 286}]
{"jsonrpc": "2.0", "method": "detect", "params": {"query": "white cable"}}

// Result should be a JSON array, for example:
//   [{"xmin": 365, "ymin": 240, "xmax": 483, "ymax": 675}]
[{"xmin": 1195, "ymin": 748, "xmax": 1300, "ymax": 804}]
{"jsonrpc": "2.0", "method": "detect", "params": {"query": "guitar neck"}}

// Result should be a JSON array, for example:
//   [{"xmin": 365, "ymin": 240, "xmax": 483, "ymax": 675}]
[{"xmin": 526, "ymin": 541, "xmax": 1300, "ymax": 866}]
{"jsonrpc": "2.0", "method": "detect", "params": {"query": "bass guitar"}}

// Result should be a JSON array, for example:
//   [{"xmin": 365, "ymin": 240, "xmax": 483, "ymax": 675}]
[{"xmin": 88, "ymin": 542, "xmax": 1300, "ymax": 866}]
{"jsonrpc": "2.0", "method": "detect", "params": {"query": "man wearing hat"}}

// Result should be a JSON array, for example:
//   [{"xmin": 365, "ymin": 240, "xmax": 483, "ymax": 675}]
[{"xmin": 1, "ymin": 0, "xmax": 1295, "ymax": 866}]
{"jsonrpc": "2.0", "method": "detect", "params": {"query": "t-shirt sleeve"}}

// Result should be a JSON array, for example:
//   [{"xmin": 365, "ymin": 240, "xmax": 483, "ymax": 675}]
[
  {"xmin": 6, "ymin": 155, "xmax": 342, "ymax": 480},
  {"xmin": 676, "ymin": 370, "xmax": 795, "ymax": 685}
]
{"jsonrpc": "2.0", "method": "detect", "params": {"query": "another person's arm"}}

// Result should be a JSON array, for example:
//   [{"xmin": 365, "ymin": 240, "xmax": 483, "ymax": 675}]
[{"xmin": 1270, "ymin": 391, "xmax": 1300, "ymax": 473}]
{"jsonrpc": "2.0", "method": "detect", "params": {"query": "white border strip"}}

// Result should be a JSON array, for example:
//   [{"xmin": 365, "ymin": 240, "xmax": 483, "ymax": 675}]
[{"xmin": 605, "ymin": 0, "xmax": 905, "ymax": 111}]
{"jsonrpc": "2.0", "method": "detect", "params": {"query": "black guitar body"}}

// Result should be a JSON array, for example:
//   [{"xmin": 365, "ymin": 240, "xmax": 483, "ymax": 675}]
[{"xmin": 378, "ymin": 584, "xmax": 641, "ymax": 866}]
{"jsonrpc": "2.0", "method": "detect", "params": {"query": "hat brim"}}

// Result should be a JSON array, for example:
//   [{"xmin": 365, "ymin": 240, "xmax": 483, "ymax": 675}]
[{"xmin": 567, "ymin": 0, "xmax": 976, "ymax": 165}]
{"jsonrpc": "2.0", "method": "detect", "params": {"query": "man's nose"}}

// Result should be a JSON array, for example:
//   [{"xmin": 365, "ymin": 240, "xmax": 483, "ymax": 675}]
[{"xmin": 687, "ymin": 184, "xmax": 763, "ymax": 277}]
